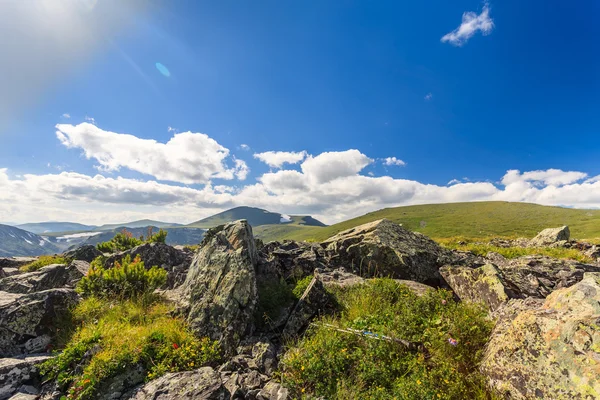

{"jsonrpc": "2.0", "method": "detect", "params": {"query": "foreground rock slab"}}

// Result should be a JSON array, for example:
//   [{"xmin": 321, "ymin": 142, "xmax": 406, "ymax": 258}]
[
  {"xmin": 180, "ymin": 220, "xmax": 258, "ymax": 355},
  {"xmin": 0, "ymin": 354, "xmax": 51, "ymax": 400},
  {"xmin": 481, "ymin": 272, "xmax": 600, "ymax": 399},
  {"xmin": 528, "ymin": 225, "xmax": 570, "ymax": 247},
  {"xmin": 0, "ymin": 262, "xmax": 87, "ymax": 294},
  {"xmin": 440, "ymin": 264, "xmax": 509, "ymax": 312},
  {"xmin": 128, "ymin": 367, "xmax": 227, "ymax": 400},
  {"xmin": 321, "ymin": 219, "xmax": 455, "ymax": 283},
  {"xmin": 0, "ymin": 288, "xmax": 78, "ymax": 357}
]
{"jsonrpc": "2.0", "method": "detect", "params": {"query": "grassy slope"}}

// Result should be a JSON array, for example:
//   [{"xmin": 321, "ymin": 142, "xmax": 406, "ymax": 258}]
[{"xmin": 267, "ymin": 201, "xmax": 600, "ymax": 242}]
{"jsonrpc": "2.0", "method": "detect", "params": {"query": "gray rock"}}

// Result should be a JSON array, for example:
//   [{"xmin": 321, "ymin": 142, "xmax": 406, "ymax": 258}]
[
  {"xmin": 0, "ymin": 262, "xmax": 87, "ymax": 294},
  {"xmin": 0, "ymin": 258, "xmax": 37, "ymax": 272},
  {"xmin": 257, "ymin": 381, "xmax": 288, "ymax": 400},
  {"xmin": 0, "ymin": 354, "xmax": 51, "ymax": 400},
  {"xmin": 321, "ymin": 219, "xmax": 455, "ymax": 283},
  {"xmin": 0, "ymin": 288, "xmax": 79, "ymax": 357},
  {"xmin": 96, "ymin": 365, "xmax": 145, "ymax": 400},
  {"xmin": 283, "ymin": 277, "xmax": 332, "ymax": 338},
  {"xmin": 180, "ymin": 220, "xmax": 258, "ymax": 355},
  {"xmin": 258, "ymin": 241, "xmax": 326, "ymax": 282},
  {"xmin": 7, "ymin": 394, "xmax": 38, "ymax": 400},
  {"xmin": 481, "ymin": 272, "xmax": 600, "ymax": 399},
  {"xmin": 251, "ymin": 342, "xmax": 277, "ymax": 375},
  {"xmin": 128, "ymin": 367, "xmax": 228, "ymax": 399},
  {"xmin": 104, "ymin": 242, "xmax": 191, "ymax": 289},
  {"xmin": 528, "ymin": 226, "xmax": 570, "ymax": 247},
  {"xmin": 63, "ymin": 245, "xmax": 103, "ymax": 263}
]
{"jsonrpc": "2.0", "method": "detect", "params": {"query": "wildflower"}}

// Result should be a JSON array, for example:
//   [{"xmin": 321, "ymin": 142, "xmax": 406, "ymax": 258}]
[
  {"xmin": 301, "ymin": 365, "xmax": 305, "ymax": 371},
  {"xmin": 448, "ymin": 337, "xmax": 458, "ymax": 346},
  {"xmin": 441, "ymin": 299, "xmax": 447, "ymax": 305},
  {"xmin": 173, "ymin": 343, "xmax": 179, "ymax": 349},
  {"xmin": 416, "ymin": 379, "xmax": 422, "ymax": 385}
]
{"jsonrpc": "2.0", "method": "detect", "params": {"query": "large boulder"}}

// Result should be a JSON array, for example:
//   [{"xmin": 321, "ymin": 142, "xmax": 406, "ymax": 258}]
[
  {"xmin": 104, "ymin": 242, "xmax": 192, "ymax": 288},
  {"xmin": 127, "ymin": 367, "xmax": 227, "ymax": 400},
  {"xmin": 440, "ymin": 264, "xmax": 509, "ymax": 312},
  {"xmin": 0, "ymin": 258, "xmax": 37, "ymax": 277},
  {"xmin": 321, "ymin": 219, "xmax": 455, "ymax": 283},
  {"xmin": 63, "ymin": 245, "xmax": 103, "ymax": 263},
  {"xmin": 180, "ymin": 220, "xmax": 258, "ymax": 355},
  {"xmin": 0, "ymin": 354, "xmax": 52, "ymax": 400},
  {"xmin": 0, "ymin": 288, "xmax": 79, "ymax": 357},
  {"xmin": 528, "ymin": 226, "xmax": 570, "ymax": 247},
  {"xmin": 258, "ymin": 241, "xmax": 327, "ymax": 282},
  {"xmin": 0, "ymin": 262, "xmax": 88, "ymax": 294},
  {"xmin": 481, "ymin": 272, "xmax": 600, "ymax": 399}
]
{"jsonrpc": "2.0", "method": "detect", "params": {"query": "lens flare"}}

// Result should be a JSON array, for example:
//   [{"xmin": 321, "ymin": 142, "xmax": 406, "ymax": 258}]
[{"xmin": 155, "ymin": 62, "xmax": 171, "ymax": 77}]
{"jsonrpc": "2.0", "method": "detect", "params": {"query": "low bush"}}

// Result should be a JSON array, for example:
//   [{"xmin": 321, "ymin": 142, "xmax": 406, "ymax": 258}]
[
  {"xmin": 96, "ymin": 229, "xmax": 143, "ymax": 253},
  {"xmin": 40, "ymin": 297, "xmax": 221, "ymax": 400},
  {"xmin": 20, "ymin": 255, "xmax": 67, "ymax": 272},
  {"xmin": 146, "ymin": 228, "xmax": 167, "ymax": 244},
  {"xmin": 437, "ymin": 237, "xmax": 592, "ymax": 263},
  {"xmin": 255, "ymin": 279, "xmax": 296, "ymax": 329},
  {"xmin": 292, "ymin": 275, "xmax": 314, "ymax": 298},
  {"xmin": 281, "ymin": 279, "xmax": 495, "ymax": 400},
  {"xmin": 77, "ymin": 255, "xmax": 166, "ymax": 299}
]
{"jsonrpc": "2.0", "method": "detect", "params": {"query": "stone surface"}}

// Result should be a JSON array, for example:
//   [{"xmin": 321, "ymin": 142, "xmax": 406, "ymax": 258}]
[
  {"xmin": 0, "ymin": 354, "xmax": 51, "ymax": 400},
  {"xmin": 63, "ymin": 245, "xmax": 103, "ymax": 263},
  {"xmin": 528, "ymin": 225, "xmax": 570, "ymax": 247},
  {"xmin": 96, "ymin": 365, "xmax": 145, "ymax": 400},
  {"xmin": 0, "ymin": 288, "xmax": 79, "ymax": 357},
  {"xmin": 283, "ymin": 276, "xmax": 332, "ymax": 338},
  {"xmin": 481, "ymin": 272, "xmax": 600, "ymax": 399},
  {"xmin": 440, "ymin": 264, "xmax": 509, "ymax": 311},
  {"xmin": 257, "ymin": 381, "xmax": 289, "ymax": 400},
  {"xmin": 104, "ymin": 242, "xmax": 192, "ymax": 288},
  {"xmin": 128, "ymin": 367, "xmax": 227, "ymax": 399},
  {"xmin": 321, "ymin": 219, "xmax": 455, "ymax": 283},
  {"xmin": 0, "ymin": 258, "xmax": 37, "ymax": 271},
  {"xmin": 180, "ymin": 220, "xmax": 258, "ymax": 355},
  {"xmin": 258, "ymin": 241, "xmax": 326, "ymax": 282},
  {"xmin": 0, "ymin": 262, "xmax": 87, "ymax": 294}
]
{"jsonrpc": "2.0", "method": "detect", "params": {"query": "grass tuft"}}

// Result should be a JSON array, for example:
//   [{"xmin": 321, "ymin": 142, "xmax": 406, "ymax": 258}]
[{"xmin": 20, "ymin": 255, "xmax": 67, "ymax": 272}]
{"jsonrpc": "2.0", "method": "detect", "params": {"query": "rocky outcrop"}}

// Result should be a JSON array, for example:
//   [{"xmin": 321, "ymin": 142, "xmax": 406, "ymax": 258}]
[
  {"xmin": 0, "ymin": 262, "xmax": 87, "ymax": 294},
  {"xmin": 0, "ymin": 354, "xmax": 51, "ymax": 400},
  {"xmin": 481, "ymin": 272, "xmax": 600, "ymax": 399},
  {"xmin": 321, "ymin": 219, "xmax": 455, "ymax": 283},
  {"xmin": 128, "ymin": 367, "xmax": 227, "ymax": 399},
  {"xmin": 0, "ymin": 289, "xmax": 78, "ymax": 357},
  {"xmin": 440, "ymin": 264, "xmax": 509, "ymax": 311},
  {"xmin": 104, "ymin": 242, "xmax": 192, "ymax": 288},
  {"xmin": 180, "ymin": 220, "xmax": 258, "ymax": 355},
  {"xmin": 258, "ymin": 241, "xmax": 326, "ymax": 282},
  {"xmin": 528, "ymin": 225, "xmax": 570, "ymax": 247},
  {"xmin": 63, "ymin": 245, "xmax": 103, "ymax": 263},
  {"xmin": 0, "ymin": 258, "xmax": 37, "ymax": 278},
  {"xmin": 283, "ymin": 276, "xmax": 332, "ymax": 338}
]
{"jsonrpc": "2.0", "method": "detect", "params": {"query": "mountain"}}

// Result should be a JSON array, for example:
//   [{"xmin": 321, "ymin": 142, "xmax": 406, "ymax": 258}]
[
  {"xmin": 0, "ymin": 224, "xmax": 61, "ymax": 257},
  {"xmin": 15, "ymin": 222, "xmax": 98, "ymax": 234},
  {"xmin": 261, "ymin": 201, "xmax": 600, "ymax": 243},
  {"xmin": 187, "ymin": 206, "xmax": 326, "ymax": 229},
  {"xmin": 79, "ymin": 226, "xmax": 205, "ymax": 248},
  {"xmin": 94, "ymin": 220, "xmax": 182, "ymax": 231}
]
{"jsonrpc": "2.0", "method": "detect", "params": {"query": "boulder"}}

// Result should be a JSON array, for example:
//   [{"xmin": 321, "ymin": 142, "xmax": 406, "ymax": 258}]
[
  {"xmin": 63, "ymin": 245, "xmax": 103, "ymax": 263},
  {"xmin": 180, "ymin": 220, "xmax": 258, "ymax": 355},
  {"xmin": 104, "ymin": 242, "xmax": 192, "ymax": 289},
  {"xmin": 0, "ymin": 258, "xmax": 37, "ymax": 271},
  {"xmin": 127, "ymin": 367, "xmax": 227, "ymax": 400},
  {"xmin": 96, "ymin": 364, "xmax": 145, "ymax": 400},
  {"xmin": 0, "ymin": 354, "xmax": 51, "ymax": 400},
  {"xmin": 257, "ymin": 381, "xmax": 289, "ymax": 400},
  {"xmin": 258, "ymin": 241, "xmax": 327, "ymax": 282},
  {"xmin": 0, "ymin": 288, "xmax": 79, "ymax": 357},
  {"xmin": 320, "ymin": 219, "xmax": 455, "ymax": 283},
  {"xmin": 481, "ymin": 272, "xmax": 600, "ymax": 399},
  {"xmin": 440, "ymin": 264, "xmax": 510, "ymax": 311},
  {"xmin": 0, "ymin": 262, "xmax": 87, "ymax": 294},
  {"xmin": 528, "ymin": 226, "xmax": 570, "ymax": 247},
  {"xmin": 283, "ymin": 276, "xmax": 332, "ymax": 338}
]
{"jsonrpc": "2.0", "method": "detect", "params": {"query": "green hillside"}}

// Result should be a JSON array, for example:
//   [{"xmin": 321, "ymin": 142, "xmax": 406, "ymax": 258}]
[
  {"xmin": 187, "ymin": 206, "xmax": 325, "ymax": 229},
  {"xmin": 264, "ymin": 202, "xmax": 600, "ymax": 242},
  {"xmin": 95, "ymin": 220, "xmax": 181, "ymax": 231}
]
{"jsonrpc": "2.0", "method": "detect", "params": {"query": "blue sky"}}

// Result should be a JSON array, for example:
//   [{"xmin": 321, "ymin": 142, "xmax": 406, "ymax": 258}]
[{"xmin": 0, "ymin": 0, "xmax": 599, "ymax": 224}]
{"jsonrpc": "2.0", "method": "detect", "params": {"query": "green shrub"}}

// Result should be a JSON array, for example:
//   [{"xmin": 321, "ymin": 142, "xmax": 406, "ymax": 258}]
[
  {"xmin": 77, "ymin": 255, "xmax": 166, "ymax": 299},
  {"xmin": 282, "ymin": 279, "xmax": 495, "ymax": 399},
  {"xmin": 40, "ymin": 297, "xmax": 221, "ymax": 400},
  {"xmin": 255, "ymin": 279, "xmax": 296, "ymax": 329},
  {"xmin": 97, "ymin": 229, "xmax": 143, "ymax": 253},
  {"xmin": 147, "ymin": 228, "xmax": 168, "ymax": 244},
  {"xmin": 292, "ymin": 275, "xmax": 314, "ymax": 299},
  {"xmin": 20, "ymin": 255, "xmax": 67, "ymax": 272}
]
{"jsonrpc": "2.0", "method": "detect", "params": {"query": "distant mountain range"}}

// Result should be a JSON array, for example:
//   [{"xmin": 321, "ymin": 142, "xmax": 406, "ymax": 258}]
[{"xmin": 1, "ymin": 207, "xmax": 326, "ymax": 257}]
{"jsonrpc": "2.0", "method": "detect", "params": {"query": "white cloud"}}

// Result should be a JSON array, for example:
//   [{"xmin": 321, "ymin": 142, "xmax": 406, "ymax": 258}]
[
  {"xmin": 254, "ymin": 150, "xmax": 307, "ymax": 169},
  {"xmin": 383, "ymin": 157, "xmax": 406, "ymax": 167},
  {"xmin": 167, "ymin": 126, "xmax": 177, "ymax": 133},
  {"xmin": 448, "ymin": 179, "xmax": 461, "ymax": 185},
  {"xmin": 84, "ymin": 116, "xmax": 96, "ymax": 124},
  {"xmin": 56, "ymin": 123, "xmax": 248, "ymax": 184},
  {"xmin": 424, "ymin": 93, "xmax": 433, "ymax": 101},
  {"xmin": 62, "ymin": 113, "xmax": 71, "ymax": 119},
  {"xmin": 240, "ymin": 144, "xmax": 250, "ymax": 151},
  {"xmin": 301, "ymin": 150, "xmax": 373, "ymax": 183},
  {"xmin": 441, "ymin": 3, "xmax": 494, "ymax": 46}
]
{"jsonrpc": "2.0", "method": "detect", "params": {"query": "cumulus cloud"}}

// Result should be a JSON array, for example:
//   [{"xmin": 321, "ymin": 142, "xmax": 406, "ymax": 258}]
[
  {"xmin": 424, "ymin": 93, "xmax": 433, "ymax": 101},
  {"xmin": 383, "ymin": 157, "xmax": 406, "ymax": 167},
  {"xmin": 240, "ymin": 144, "xmax": 250, "ymax": 151},
  {"xmin": 56, "ymin": 123, "xmax": 248, "ymax": 184},
  {"xmin": 301, "ymin": 150, "xmax": 373, "ymax": 183},
  {"xmin": 441, "ymin": 3, "xmax": 494, "ymax": 46},
  {"xmin": 253, "ymin": 150, "xmax": 307, "ymax": 169},
  {"xmin": 62, "ymin": 113, "xmax": 71, "ymax": 119}
]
